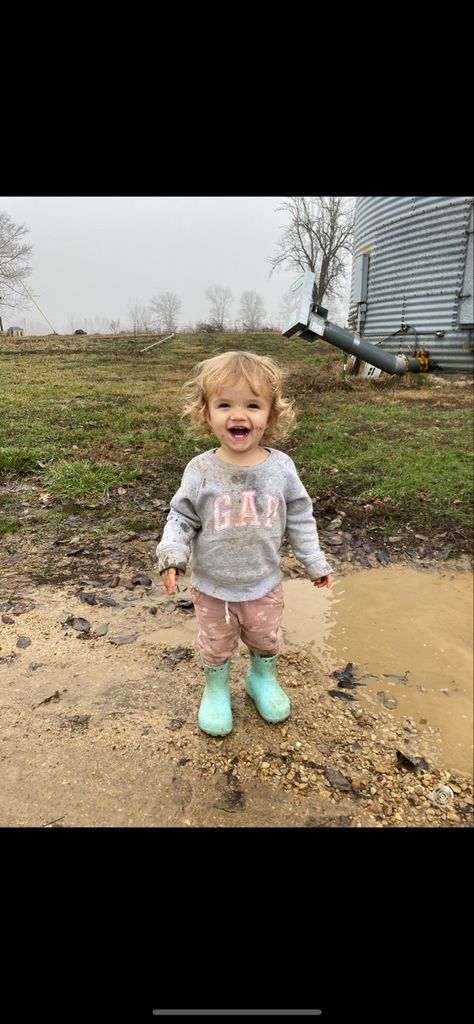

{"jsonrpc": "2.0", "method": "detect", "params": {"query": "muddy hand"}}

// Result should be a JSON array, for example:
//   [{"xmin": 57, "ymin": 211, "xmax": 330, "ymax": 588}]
[
  {"xmin": 313, "ymin": 574, "xmax": 334, "ymax": 590},
  {"xmin": 161, "ymin": 568, "xmax": 185, "ymax": 594}
]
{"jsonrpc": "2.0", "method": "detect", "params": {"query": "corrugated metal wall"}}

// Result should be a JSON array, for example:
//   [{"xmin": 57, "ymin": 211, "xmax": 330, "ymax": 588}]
[{"xmin": 349, "ymin": 196, "xmax": 474, "ymax": 372}]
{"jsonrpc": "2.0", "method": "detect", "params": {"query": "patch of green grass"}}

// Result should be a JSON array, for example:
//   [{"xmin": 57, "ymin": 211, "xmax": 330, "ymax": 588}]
[
  {"xmin": 0, "ymin": 520, "xmax": 18, "ymax": 537},
  {"xmin": 0, "ymin": 448, "xmax": 38, "ymax": 475},
  {"xmin": 43, "ymin": 460, "xmax": 140, "ymax": 498},
  {"xmin": 288, "ymin": 408, "xmax": 472, "ymax": 525},
  {"xmin": 0, "ymin": 446, "xmax": 65, "ymax": 477},
  {"xmin": 121, "ymin": 518, "xmax": 156, "ymax": 533}
]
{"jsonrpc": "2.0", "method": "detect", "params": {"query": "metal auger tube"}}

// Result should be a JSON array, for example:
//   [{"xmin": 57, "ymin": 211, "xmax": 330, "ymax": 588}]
[{"xmin": 299, "ymin": 313, "xmax": 422, "ymax": 375}]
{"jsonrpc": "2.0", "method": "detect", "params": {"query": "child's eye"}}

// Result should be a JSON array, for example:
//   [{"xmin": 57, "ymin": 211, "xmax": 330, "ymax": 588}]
[
  {"xmin": 248, "ymin": 403, "xmax": 260, "ymax": 408},
  {"xmin": 217, "ymin": 402, "xmax": 229, "ymax": 408}
]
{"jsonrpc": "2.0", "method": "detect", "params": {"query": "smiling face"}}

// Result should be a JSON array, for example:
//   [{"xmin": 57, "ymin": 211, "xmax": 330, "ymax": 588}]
[{"xmin": 205, "ymin": 376, "xmax": 272, "ymax": 464}]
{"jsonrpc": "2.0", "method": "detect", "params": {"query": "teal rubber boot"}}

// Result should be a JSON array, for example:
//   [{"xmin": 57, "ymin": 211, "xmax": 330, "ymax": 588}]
[
  {"xmin": 198, "ymin": 658, "xmax": 233, "ymax": 736},
  {"xmin": 245, "ymin": 652, "xmax": 291, "ymax": 723}
]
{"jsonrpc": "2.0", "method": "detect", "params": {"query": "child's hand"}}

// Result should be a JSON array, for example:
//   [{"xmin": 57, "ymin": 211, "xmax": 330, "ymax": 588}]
[
  {"xmin": 160, "ymin": 567, "xmax": 185, "ymax": 594},
  {"xmin": 313, "ymin": 574, "xmax": 334, "ymax": 590}
]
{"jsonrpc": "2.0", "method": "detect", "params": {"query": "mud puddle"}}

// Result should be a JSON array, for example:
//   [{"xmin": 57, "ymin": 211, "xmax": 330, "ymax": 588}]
[
  {"xmin": 282, "ymin": 566, "xmax": 473, "ymax": 776},
  {"xmin": 1, "ymin": 565, "xmax": 472, "ymax": 827}
]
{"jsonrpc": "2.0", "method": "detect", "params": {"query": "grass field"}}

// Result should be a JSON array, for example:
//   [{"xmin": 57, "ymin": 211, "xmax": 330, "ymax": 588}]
[{"xmin": 0, "ymin": 331, "xmax": 472, "ymax": 546}]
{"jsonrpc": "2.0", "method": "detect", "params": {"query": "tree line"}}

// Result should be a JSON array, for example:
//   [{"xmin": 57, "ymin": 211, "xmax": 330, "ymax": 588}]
[
  {"xmin": 0, "ymin": 199, "xmax": 354, "ymax": 334},
  {"xmin": 127, "ymin": 286, "xmax": 268, "ymax": 334}
]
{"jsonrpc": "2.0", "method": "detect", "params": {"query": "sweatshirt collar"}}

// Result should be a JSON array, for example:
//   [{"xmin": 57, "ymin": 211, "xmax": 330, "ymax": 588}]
[{"xmin": 209, "ymin": 446, "xmax": 273, "ymax": 468}]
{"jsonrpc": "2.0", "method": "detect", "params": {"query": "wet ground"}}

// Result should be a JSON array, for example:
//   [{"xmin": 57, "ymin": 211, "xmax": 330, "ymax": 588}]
[
  {"xmin": 284, "ymin": 567, "xmax": 473, "ymax": 776},
  {"xmin": 1, "ymin": 549, "xmax": 472, "ymax": 828}
]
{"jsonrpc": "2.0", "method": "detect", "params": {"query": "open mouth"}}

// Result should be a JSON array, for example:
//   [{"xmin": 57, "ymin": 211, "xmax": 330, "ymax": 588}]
[{"xmin": 228, "ymin": 427, "xmax": 250, "ymax": 438}]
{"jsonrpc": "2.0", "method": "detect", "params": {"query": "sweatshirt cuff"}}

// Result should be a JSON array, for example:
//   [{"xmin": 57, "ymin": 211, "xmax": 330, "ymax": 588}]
[
  {"xmin": 156, "ymin": 546, "xmax": 188, "ymax": 574},
  {"xmin": 306, "ymin": 557, "xmax": 334, "ymax": 579}
]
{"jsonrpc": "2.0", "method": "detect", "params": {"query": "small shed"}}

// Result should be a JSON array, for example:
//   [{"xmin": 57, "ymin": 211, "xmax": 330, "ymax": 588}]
[{"xmin": 7, "ymin": 325, "xmax": 24, "ymax": 337}]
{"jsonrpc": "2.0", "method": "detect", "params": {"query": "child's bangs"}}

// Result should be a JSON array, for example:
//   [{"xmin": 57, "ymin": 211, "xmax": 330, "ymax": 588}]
[
  {"xmin": 206, "ymin": 354, "xmax": 277, "ymax": 397},
  {"xmin": 240, "ymin": 363, "xmax": 276, "ymax": 396}
]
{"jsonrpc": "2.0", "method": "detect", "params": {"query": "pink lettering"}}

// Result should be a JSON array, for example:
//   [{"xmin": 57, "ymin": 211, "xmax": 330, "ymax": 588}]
[
  {"xmin": 235, "ymin": 490, "xmax": 260, "ymax": 528},
  {"xmin": 214, "ymin": 493, "xmax": 232, "ymax": 531},
  {"xmin": 263, "ymin": 494, "xmax": 279, "ymax": 528}
]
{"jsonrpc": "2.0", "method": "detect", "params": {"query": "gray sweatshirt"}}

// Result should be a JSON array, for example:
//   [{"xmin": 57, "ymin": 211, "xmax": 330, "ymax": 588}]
[{"xmin": 156, "ymin": 447, "xmax": 333, "ymax": 601}]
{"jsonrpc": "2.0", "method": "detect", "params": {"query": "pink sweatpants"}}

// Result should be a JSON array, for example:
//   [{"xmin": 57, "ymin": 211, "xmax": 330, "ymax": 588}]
[{"xmin": 190, "ymin": 583, "xmax": 284, "ymax": 666}]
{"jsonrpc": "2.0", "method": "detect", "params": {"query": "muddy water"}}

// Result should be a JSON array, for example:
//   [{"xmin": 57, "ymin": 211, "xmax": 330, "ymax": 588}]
[{"xmin": 282, "ymin": 567, "xmax": 473, "ymax": 777}]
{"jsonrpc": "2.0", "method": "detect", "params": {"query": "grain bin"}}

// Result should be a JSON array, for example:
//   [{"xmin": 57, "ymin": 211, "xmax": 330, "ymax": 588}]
[{"xmin": 349, "ymin": 196, "xmax": 473, "ymax": 373}]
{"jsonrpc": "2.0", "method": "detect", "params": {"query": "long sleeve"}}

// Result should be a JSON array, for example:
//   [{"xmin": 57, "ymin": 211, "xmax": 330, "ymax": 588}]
[
  {"xmin": 156, "ymin": 461, "xmax": 202, "ymax": 573},
  {"xmin": 285, "ymin": 460, "xmax": 333, "ymax": 579}
]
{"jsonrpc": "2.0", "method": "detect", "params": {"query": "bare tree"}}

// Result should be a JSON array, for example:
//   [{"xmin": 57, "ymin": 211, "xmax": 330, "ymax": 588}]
[
  {"xmin": 206, "ymin": 284, "xmax": 233, "ymax": 330},
  {"xmin": 128, "ymin": 300, "xmax": 151, "ymax": 334},
  {"xmin": 0, "ymin": 210, "xmax": 33, "ymax": 319},
  {"xmin": 149, "ymin": 291, "xmax": 181, "ymax": 332},
  {"xmin": 269, "ymin": 196, "xmax": 354, "ymax": 304},
  {"xmin": 109, "ymin": 319, "xmax": 121, "ymax": 334},
  {"xmin": 238, "ymin": 290, "xmax": 266, "ymax": 330}
]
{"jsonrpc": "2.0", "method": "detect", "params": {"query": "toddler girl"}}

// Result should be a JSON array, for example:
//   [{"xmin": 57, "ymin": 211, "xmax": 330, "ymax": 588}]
[{"xmin": 157, "ymin": 350, "xmax": 333, "ymax": 736}]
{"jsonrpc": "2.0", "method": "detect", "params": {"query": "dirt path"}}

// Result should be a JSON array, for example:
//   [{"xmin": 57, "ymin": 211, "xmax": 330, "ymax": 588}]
[{"xmin": 1, "ymin": 557, "xmax": 472, "ymax": 828}]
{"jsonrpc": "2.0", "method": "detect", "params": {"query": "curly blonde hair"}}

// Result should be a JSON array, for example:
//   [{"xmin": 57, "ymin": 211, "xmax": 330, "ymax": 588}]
[{"xmin": 182, "ymin": 350, "xmax": 295, "ymax": 442}]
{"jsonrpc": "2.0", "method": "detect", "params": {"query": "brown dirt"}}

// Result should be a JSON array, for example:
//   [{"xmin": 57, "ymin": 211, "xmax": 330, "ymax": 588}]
[{"xmin": 1, "ymin": 544, "xmax": 472, "ymax": 828}]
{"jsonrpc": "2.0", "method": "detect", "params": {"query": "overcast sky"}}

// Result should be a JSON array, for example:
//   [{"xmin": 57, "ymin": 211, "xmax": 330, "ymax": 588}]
[{"xmin": 0, "ymin": 196, "xmax": 304, "ymax": 334}]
